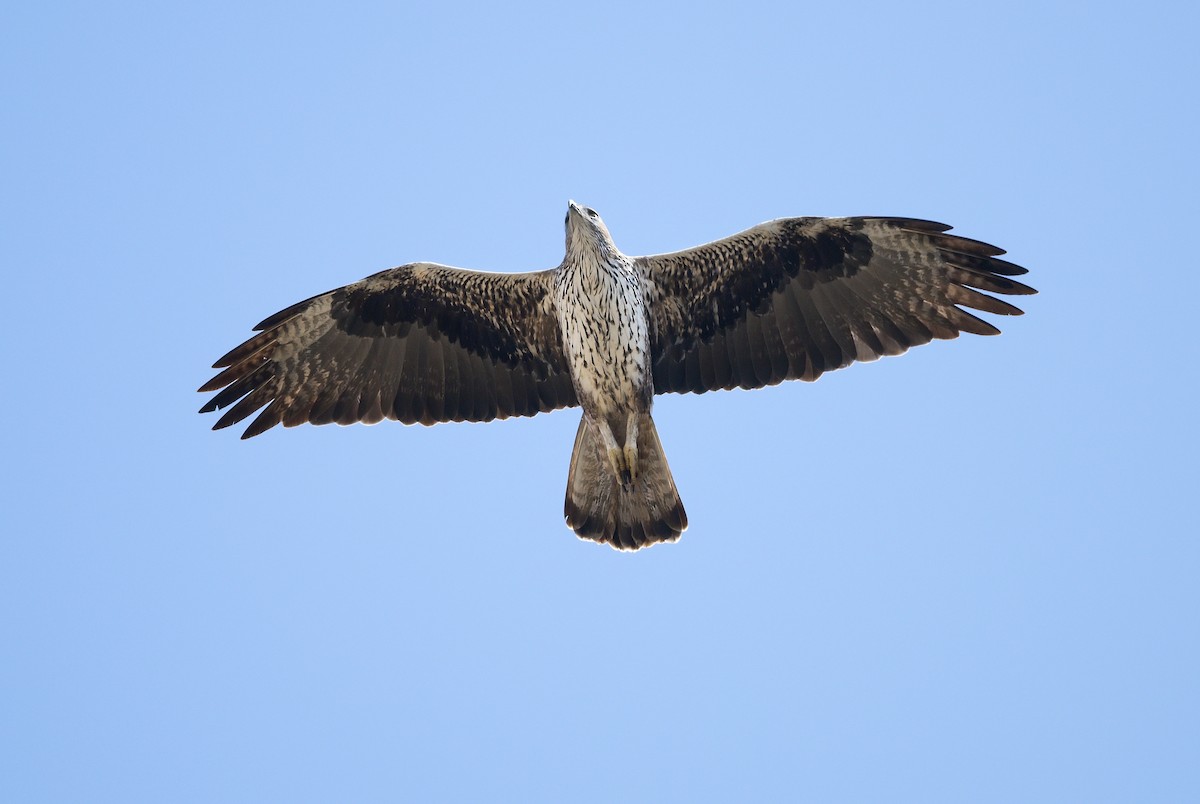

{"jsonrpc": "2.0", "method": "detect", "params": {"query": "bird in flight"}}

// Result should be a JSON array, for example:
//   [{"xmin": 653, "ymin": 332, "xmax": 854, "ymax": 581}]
[{"xmin": 200, "ymin": 201, "xmax": 1034, "ymax": 550}]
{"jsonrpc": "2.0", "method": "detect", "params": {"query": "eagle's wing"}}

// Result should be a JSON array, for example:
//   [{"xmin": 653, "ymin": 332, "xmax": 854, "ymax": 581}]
[
  {"xmin": 199, "ymin": 263, "xmax": 576, "ymax": 438},
  {"xmin": 635, "ymin": 217, "xmax": 1035, "ymax": 394}
]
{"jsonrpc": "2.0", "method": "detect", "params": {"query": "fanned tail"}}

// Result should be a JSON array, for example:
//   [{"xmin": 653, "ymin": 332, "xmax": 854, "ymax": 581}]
[{"xmin": 564, "ymin": 413, "xmax": 687, "ymax": 551}]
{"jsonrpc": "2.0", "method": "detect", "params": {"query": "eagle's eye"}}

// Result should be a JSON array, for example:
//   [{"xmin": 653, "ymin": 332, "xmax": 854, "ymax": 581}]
[{"xmin": 586, "ymin": 208, "xmax": 598, "ymax": 218}]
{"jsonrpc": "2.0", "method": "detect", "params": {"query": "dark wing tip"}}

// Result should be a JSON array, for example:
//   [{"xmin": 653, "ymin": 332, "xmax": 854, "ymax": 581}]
[
  {"xmin": 877, "ymin": 217, "xmax": 954, "ymax": 233},
  {"xmin": 197, "ymin": 375, "xmax": 228, "ymax": 393},
  {"xmin": 929, "ymin": 231, "xmax": 1007, "ymax": 258},
  {"xmin": 873, "ymin": 218, "xmax": 1035, "ymax": 283},
  {"xmin": 982, "ymin": 274, "xmax": 1037, "ymax": 296},
  {"xmin": 211, "ymin": 349, "xmax": 239, "ymax": 370},
  {"xmin": 253, "ymin": 297, "xmax": 316, "ymax": 331},
  {"xmin": 239, "ymin": 405, "xmax": 283, "ymax": 439},
  {"xmin": 954, "ymin": 310, "xmax": 1004, "ymax": 336},
  {"xmin": 210, "ymin": 337, "xmax": 263, "ymax": 370},
  {"xmin": 979, "ymin": 257, "xmax": 1029, "ymax": 277}
]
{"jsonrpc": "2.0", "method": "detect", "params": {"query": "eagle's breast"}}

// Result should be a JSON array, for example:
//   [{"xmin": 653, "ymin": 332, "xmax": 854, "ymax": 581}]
[{"xmin": 554, "ymin": 252, "xmax": 651, "ymax": 418}]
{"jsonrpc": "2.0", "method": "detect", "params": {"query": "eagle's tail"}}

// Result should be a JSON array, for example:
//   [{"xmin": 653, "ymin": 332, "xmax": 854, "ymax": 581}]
[{"xmin": 564, "ymin": 413, "xmax": 687, "ymax": 551}]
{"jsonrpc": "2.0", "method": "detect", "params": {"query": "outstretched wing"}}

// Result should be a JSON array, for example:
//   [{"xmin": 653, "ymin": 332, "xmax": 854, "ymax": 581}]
[
  {"xmin": 199, "ymin": 263, "xmax": 577, "ymax": 438},
  {"xmin": 636, "ymin": 217, "xmax": 1035, "ymax": 394}
]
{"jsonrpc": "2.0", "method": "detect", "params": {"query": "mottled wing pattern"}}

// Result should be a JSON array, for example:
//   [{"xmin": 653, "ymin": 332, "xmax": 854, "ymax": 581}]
[
  {"xmin": 635, "ymin": 217, "xmax": 1035, "ymax": 394},
  {"xmin": 199, "ymin": 263, "xmax": 577, "ymax": 438}
]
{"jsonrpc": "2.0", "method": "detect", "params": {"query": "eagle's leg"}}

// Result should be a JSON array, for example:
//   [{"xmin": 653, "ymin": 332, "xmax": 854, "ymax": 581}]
[
  {"xmin": 596, "ymin": 416, "xmax": 635, "ymax": 486},
  {"xmin": 623, "ymin": 414, "xmax": 639, "ymax": 482}
]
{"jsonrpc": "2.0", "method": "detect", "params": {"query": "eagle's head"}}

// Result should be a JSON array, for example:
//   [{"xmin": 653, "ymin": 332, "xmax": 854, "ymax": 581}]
[{"xmin": 564, "ymin": 200, "xmax": 619, "ymax": 259}]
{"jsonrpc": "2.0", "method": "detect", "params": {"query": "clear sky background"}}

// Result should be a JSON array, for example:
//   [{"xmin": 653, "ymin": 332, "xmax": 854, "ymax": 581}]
[{"xmin": 3, "ymin": 2, "xmax": 1197, "ymax": 802}]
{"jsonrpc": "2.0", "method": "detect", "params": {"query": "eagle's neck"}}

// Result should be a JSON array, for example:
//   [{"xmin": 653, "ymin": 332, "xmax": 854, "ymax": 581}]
[{"xmin": 563, "ymin": 242, "xmax": 630, "ymax": 290}]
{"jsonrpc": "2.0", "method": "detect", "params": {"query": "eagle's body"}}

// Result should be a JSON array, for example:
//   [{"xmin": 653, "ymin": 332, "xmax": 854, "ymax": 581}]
[
  {"xmin": 553, "ymin": 205, "xmax": 680, "ymax": 542},
  {"xmin": 200, "ymin": 202, "xmax": 1034, "ymax": 550},
  {"xmin": 554, "ymin": 208, "xmax": 651, "ymax": 420}
]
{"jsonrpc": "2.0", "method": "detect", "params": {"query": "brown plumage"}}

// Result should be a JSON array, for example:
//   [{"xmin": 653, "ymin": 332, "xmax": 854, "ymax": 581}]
[{"xmin": 200, "ymin": 203, "xmax": 1034, "ymax": 550}]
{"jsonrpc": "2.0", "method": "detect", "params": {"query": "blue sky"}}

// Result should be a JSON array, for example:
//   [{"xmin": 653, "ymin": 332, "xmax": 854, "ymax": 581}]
[{"xmin": 3, "ymin": 2, "xmax": 1197, "ymax": 801}]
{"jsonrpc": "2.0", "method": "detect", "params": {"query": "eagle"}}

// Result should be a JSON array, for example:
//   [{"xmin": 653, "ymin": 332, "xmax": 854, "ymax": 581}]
[{"xmin": 200, "ymin": 202, "xmax": 1034, "ymax": 550}]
